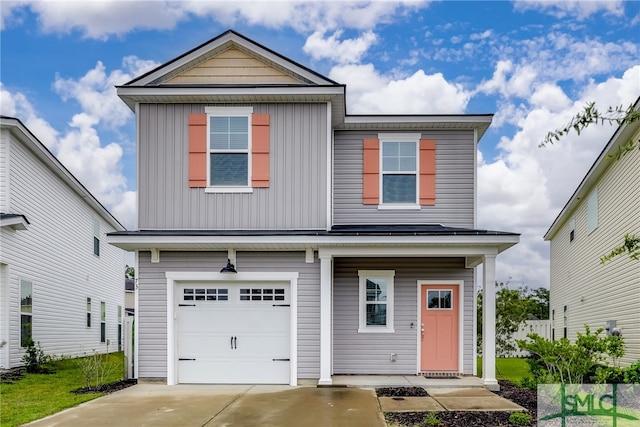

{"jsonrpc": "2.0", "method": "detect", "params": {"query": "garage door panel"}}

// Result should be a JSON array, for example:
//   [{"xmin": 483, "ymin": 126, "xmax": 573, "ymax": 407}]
[
  {"xmin": 177, "ymin": 282, "xmax": 291, "ymax": 384},
  {"xmin": 179, "ymin": 359, "xmax": 290, "ymax": 384}
]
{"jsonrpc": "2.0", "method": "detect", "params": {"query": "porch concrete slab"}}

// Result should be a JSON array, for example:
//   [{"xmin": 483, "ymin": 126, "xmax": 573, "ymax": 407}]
[
  {"xmin": 331, "ymin": 375, "xmax": 484, "ymax": 388},
  {"xmin": 427, "ymin": 387, "xmax": 497, "ymax": 397},
  {"xmin": 434, "ymin": 396, "xmax": 525, "ymax": 412},
  {"xmin": 25, "ymin": 384, "xmax": 385, "ymax": 427},
  {"xmin": 379, "ymin": 396, "xmax": 445, "ymax": 412}
]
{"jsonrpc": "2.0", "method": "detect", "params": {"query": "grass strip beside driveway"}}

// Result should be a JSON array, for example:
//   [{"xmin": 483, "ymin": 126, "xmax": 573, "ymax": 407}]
[{"xmin": 1, "ymin": 352, "xmax": 124, "ymax": 427}]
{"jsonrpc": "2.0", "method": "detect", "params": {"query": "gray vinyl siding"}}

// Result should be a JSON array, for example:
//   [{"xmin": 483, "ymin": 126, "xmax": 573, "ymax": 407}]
[
  {"xmin": 138, "ymin": 103, "xmax": 327, "ymax": 230},
  {"xmin": 333, "ymin": 130, "xmax": 475, "ymax": 227},
  {"xmin": 333, "ymin": 257, "xmax": 474, "ymax": 375},
  {"xmin": 137, "ymin": 251, "xmax": 321, "ymax": 380}
]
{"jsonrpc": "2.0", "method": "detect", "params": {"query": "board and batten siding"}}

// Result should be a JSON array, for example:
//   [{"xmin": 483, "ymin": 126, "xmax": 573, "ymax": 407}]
[
  {"xmin": 549, "ymin": 140, "xmax": 640, "ymax": 366},
  {"xmin": 333, "ymin": 257, "xmax": 474, "ymax": 375},
  {"xmin": 137, "ymin": 251, "xmax": 321, "ymax": 380},
  {"xmin": 0, "ymin": 134, "xmax": 124, "ymax": 369},
  {"xmin": 333, "ymin": 130, "xmax": 475, "ymax": 227},
  {"xmin": 138, "ymin": 103, "xmax": 327, "ymax": 230},
  {"xmin": 0, "ymin": 129, "xmax": 9, "ymax": 211}
]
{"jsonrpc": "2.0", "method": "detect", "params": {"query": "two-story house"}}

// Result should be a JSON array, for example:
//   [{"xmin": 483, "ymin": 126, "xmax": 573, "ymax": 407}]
[
  {"xmin": 107, "ymin": 30, "xmax": 519, "ymax": 387},
  {"xmin": 1, "ymin": 117, "xmax": 126, "ymax": 369},
  {"xmin": 544, "ymin": 97, "xmax": 640, "ymax": 365}
]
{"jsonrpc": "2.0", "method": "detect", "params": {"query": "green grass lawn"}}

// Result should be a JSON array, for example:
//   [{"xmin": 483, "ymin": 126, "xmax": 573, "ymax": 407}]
[
  {"xmin": 477, "ymin": 357, "xmax": 531, "ymax": 384},
  {"xmin": 0, "ymin": 352, "xmax": 124, "ymax": 427}
]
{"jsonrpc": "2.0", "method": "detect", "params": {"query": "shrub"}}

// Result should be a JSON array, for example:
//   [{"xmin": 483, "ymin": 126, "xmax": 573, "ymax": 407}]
[
  {"xmin": 623, "ymin": 361, "xmax": 640, "ymax": 384},
  {"xmin": 76, "ymin": 349, "xmax": 116, "ymax": 391},
  {"xmin": 509, "ymin": 412, "xmax": 531, "ymax": 425},
  {"xmin": 21, "ymin": 340, "xmax": 51, "ymax": 373},
  {"xmin": 516, "ymin": 325, "xmax": 625, "ymax": 386}
]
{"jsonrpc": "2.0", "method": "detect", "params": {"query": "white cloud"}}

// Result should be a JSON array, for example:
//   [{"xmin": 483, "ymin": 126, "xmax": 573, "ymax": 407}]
[
  {"xmin": 477, "ymin": 65, "xmax": 640, "ymax": 287},
  {"xmin": 330, "ymin": 65, "xmax": 470, "ymax": 114},
  {"xmin": 477, "ymin": 60, "xmax": 538, "ymax": 99},
  {"xmin": 53, "ymin": 56, "xmax": 159, "ymax": 130},
  {"xmin": 3, "ymin": 1, "xmax": 429, "ymax": 39},
  {"xmin": 303, "ymin": 30, "xmax": 377, "ymax": 64},
  {"xmin": 0, "ymin": 83, "xmax": 59, "ymax": 150},
  {"xmin": 470, "ymin": 29, "xmax": 493, "ymax": 41},
  {"xmin": 514, "ymin": 0, "xmax": 625, "ymax": 21}
]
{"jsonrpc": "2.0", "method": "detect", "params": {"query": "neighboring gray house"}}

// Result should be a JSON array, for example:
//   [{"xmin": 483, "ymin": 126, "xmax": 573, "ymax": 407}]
[
  {"xmin": 107, "ymin": 30, "xmax": 519, "ymax": 387},
  {"xmin": 545, "ymin": 97, "xmax": 640, "ymax": 366},
  {"xmin": 0, "ymin": 117, "xmax": 126, "ymax": 369}
]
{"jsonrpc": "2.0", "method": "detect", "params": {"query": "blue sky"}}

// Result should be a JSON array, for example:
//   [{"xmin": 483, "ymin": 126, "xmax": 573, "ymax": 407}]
[{"xmin": 2, "ymin": 0, "xmax": 639, "ymax": 288}]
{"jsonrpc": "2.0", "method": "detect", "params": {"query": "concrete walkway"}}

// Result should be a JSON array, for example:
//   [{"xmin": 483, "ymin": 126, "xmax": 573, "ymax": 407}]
[{"xmin": 25, "ymin": 384, "xmax": 386, "ymax": 427}]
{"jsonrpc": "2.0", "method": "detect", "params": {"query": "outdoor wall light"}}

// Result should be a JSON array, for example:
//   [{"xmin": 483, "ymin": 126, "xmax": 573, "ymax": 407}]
[{"xmin": 220, "ymin": 259, "xmax": 237, "ymax": 273}]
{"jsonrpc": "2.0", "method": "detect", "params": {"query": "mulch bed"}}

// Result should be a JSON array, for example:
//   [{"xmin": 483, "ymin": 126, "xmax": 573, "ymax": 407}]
[
  {"xmin": 382, "ymin": 381, "xmax": 537, "ymax": 427},
  {"xmin": 72, "ymin": 379, "xmax": 137, "ymax": 394},
  {"xmin": 376, "ymin": 387, "xmax": 430, "ymax": 397}
]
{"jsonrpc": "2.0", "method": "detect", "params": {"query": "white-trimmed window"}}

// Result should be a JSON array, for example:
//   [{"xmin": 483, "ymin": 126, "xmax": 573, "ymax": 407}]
[
  {"xmin": 380, "ymin": 134, "xmax": 419, "ymax": 206},
  {"xmin": 206, "ymin": 106, "xmax": 253, "ymax": 190},
  {"xmin": 100, "ymin": 301, "xmax": 106, "ymax": 343},
  {"xmin": 569, "ymin": 218, "xmax": 575, "ymax": 242},
  {"xmin": 20, "ymin": 280, "xmax": 33, "ymax": 347},
  {"xmin": 86, "ymin": 297, "xmax": 92, "ymax": 328},
  {"xmin": 587, "ymin": 189, "xmax": 598, "ymax": 234},
  {"xmin": 93, "ymin": 217, "xmax": 100, "ymax": 256},
  {"xmin": 358, "ymin": 270, "xmax": 395, "ymax": 333}
]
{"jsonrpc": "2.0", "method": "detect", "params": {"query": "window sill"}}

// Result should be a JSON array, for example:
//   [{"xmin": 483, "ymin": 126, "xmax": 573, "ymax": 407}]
[
  {"xmin": 377, "ymin": 204, "xmax": 421, "ymax": 210},
  {"xmin": 357, "ymin": 328, "xmax": 395, "ymax": 334},
  {"xmin": 205, "ymin": 187, "xmax": 254, "ymax": 194}
]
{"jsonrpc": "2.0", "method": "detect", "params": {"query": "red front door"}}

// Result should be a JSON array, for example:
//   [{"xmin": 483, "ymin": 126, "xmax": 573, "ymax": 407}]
[{"xmin": 420, "ymin": 284, "xmax": 458, "ymax": 371}]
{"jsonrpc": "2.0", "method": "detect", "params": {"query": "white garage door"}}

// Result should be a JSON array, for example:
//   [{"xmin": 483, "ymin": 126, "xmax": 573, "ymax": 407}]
[{"xmin": 177, "ymin": 282, "xmax": 290, "ymax": 384}]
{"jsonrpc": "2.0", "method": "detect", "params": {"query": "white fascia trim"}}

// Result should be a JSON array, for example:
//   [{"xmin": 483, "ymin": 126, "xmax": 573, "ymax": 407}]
[
  {"xmin": 166, "ymin": 270, "xmax": 299, "ymax": 386},
  {"xmin": 326, "ymin": 102, "xmax": 333, "ymax": 231},
  {"xmin": 117, "ymin": 86, "xmax": 345, "ymax": 97},
  {"xmin": 416, "ymin": 280, "xmax": 464, "ymax": 374},
  {"xmin": 108, "ymin": 234, "xmax": 518, "ymax": 248},
  {"xmin": 345, "ymin": 115, "xmax": 493, "ymax": 125}
]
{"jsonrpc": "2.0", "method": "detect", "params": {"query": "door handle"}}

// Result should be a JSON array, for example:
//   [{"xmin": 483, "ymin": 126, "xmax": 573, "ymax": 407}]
[
  {"xmin": 421, "ymin": 323, "xmax": 425, "ymax": 335},
  {"xmin": 231, "ymin": 336, "xmax": 234, "ymax": 349},
  {"xmin": 233, "ymin": 336, "xmax": 237, "ymax": 349}
]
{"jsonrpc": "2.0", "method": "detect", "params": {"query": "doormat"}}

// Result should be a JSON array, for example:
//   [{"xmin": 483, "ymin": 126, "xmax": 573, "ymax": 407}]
[{"xmin": 420, "ymin": 372, "xmax": 462, "ymax": 379}]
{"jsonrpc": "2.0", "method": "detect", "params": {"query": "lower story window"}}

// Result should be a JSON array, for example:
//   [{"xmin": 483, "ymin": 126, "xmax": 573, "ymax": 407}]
[
  {"xmin": 358, "ymin": 270, "xmax": 395, "ymax": 333},
  {"xmin": 20, "ymin": 280, "xmax": 33, "ymax": 347},
  {"xmin": 100, "ymin": 301, "xmax": 106, "ymax": 343}
]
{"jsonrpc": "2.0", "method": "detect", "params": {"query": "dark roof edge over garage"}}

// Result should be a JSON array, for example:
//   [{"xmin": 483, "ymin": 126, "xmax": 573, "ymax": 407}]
[{"xmin": 108, "ymin": 224, "xmax": 519, "ymax": 237}]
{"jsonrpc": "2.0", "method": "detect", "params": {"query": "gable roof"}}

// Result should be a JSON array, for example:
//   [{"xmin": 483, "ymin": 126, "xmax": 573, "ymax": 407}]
[
  {"xmin": 117, "ymin": 29, "xmax": 493, "ymax": 135},
  {"xmin": 0, "ymin": 116, "xmax": 125, "ymax": 231},
  {"xmin": 544, "ymin": 97, "xmax": 640, "ymax": 240}
]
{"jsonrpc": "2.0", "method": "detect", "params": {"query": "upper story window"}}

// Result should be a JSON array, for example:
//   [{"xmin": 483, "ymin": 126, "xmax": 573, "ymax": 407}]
[
  {"xmin": 207, "ymin": 107, "xmax": 252, "ymax": 188},
  {"xmin": 363, "ymin": 133, "xmax": 435, "ymax": 208},
  {"xmin": 587, "ymin": 189, "xmax": 598, "ymax": 234},
  {"xmin": 93, "ymin": 217, "xmax": 100, "ymax": 257},
  {"xmin": 569, "ymin": 218, "xmax": 575, "ymax": 242},
  {"xmin": 381, "ymin": 139, "xmax": 418, "ymax": 204},
  {"xmin": 189, "ymin": 107, "xmax": 270, "ymax": 192}
]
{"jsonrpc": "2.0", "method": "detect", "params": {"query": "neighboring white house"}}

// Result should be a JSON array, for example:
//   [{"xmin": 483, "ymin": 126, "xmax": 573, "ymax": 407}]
[
  {"xmin": 544, "ymin": 98, "xmax": 640, "ymax": 366},
  {"xmin": 0, "ymin": 116, "xmax": 127, "ymax": 369}
]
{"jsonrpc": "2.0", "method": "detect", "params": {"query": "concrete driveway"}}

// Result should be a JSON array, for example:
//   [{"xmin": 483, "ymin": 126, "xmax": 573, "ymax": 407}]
[{"xmin": 25, "ymin": 384, "xmax": 386, "ymax": 427}]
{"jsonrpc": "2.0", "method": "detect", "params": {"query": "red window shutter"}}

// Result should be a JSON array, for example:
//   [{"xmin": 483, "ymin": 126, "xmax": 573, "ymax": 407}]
[
  {"xmin": 363, "ymin": 138, "xmax": 380, "ymax": 204},
  {"xmin": 419, "ymin": 139, "xmax": 436, "ymax": 205},
  {"xmin": 252, "ymin": 114, "xmax": 270, "ymax": 188},
  {"xmin": 188, "ymin": 114, "xmax": 207, "ymax": 188}
]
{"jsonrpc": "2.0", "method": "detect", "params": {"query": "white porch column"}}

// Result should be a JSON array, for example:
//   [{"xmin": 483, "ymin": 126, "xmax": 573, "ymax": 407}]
[
  {"xmin": 482, "ymin": 254, "xmax": 498, "ymax": 389},
  {"xmin": 318, "ymin": 254, "xmax": 333, "ymax": 385}
]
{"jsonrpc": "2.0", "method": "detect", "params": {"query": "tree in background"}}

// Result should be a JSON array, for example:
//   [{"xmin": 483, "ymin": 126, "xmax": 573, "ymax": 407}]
[
  {"xmin": 125, "ymin": 265, "xmax": 135, "ymax": 279},
  {"xmin": 477, "ymin": 283, "xmax": 550, "ymax": 356},
  {"xmin": 541, "ymin": 101, "xmax": 640, "ymax": 263}
]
